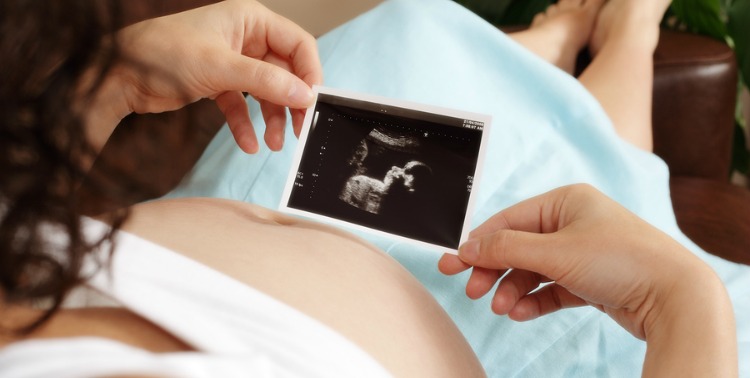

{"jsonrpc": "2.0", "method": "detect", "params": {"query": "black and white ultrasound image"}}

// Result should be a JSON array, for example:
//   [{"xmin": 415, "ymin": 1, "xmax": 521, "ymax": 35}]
[{"xmin": 287, "ymin": 94, "xmax": 484, "ymax": 249}]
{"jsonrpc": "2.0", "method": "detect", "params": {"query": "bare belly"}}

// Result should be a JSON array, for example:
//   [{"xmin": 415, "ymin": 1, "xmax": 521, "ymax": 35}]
[{"xmin": 120, "ymin": 197, "xmax": 484, "ymax": 377}]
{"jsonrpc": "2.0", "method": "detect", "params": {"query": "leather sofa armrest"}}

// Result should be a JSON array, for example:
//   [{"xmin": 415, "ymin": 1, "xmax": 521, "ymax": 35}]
[
  {"xmin": 671, "ymin": 177, "xmax": 750, "ymax": 265},
  {"xmin": 652, "ymin": 29, "xmax": 737, "ymax": 181},
  {"xmin": 650, "ymin": 31, "xmax": 748, "ymax": 265}
]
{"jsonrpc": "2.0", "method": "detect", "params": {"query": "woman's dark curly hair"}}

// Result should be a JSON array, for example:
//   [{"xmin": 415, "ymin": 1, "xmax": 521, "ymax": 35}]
[{"xmin": 0, "ymin": 0, "xmax": 126, "ymax": 332}]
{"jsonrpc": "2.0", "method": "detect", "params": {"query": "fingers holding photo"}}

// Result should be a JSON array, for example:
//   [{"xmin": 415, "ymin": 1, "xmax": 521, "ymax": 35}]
[
  {"xmin": 209, "ymin": 1, "xmax": 323, "ymax": 151},
  {"xmin": 438, "ymin": 184, "xmax": 718, "ymax": 342},
  {"xmin": 111, "ymin": 0, "xmax": 323, "ymax": 153}
]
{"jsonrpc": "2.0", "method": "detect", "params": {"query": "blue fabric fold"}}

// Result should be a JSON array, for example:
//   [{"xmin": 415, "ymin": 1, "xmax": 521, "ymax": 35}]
[{"xmin": 166, "ymin": 0, "xmax": 750, "ymax": 375}]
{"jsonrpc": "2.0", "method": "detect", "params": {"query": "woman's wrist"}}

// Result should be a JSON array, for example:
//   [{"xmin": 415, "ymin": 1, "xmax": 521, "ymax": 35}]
[
  {"xmin": 82, "ymin": 65, "xmax": 133, "ymax": 153},
  {"xmin": 642, "ymin": 258, "xmax": 737, "ymax": 377}
]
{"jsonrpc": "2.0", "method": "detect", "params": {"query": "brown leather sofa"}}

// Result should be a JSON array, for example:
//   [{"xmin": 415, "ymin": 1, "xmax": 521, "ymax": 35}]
[
  {"xmin": 652, "ymin": 30, "xmax": 750, "ymax": 265},
  {"xmin": 90, "ymin": 0, "xmax": 749, "ymax": 265}
]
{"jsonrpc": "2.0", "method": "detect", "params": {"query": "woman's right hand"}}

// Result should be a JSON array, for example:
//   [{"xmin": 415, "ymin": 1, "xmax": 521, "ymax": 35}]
[
  {"xmin": 438, "ymin": 184, "xmax": 736, "ymax": 376},
  {"xmin": 87, "ymin": 0, "xmax": 322, "ymax": 154}
]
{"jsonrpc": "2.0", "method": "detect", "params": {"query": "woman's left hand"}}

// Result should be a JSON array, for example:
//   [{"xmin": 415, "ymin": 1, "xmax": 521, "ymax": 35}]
[{"xmin": 98, "ymin": 0, "xmax": 322, "ymax": 153}]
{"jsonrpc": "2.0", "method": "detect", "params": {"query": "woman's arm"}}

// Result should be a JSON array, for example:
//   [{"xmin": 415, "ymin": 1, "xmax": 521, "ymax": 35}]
[
  {"xmin": 642, "ymin": 267, "xmax": 736, "ymax": 377},
  {"xmin": 84, "ymin": 0, "xmax": 322, "ymax": 156},
  {"xmin": 439, "ymin": 184, "xmax": 738, "ymax": 377}
]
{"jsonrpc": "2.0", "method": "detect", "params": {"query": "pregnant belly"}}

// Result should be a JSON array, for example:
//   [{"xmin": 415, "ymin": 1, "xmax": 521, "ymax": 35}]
[{"xmin": 123, "ymin": 197, "xmax": 484, "ymax": 377}]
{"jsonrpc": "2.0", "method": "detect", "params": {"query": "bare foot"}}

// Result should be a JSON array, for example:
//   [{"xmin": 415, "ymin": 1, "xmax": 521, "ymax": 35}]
[
  {"xmin": 510, "ymin": 0, "xmax": 605, "ymax": 74},
  {"xmin": 589, "ymin": 0, "xmax": 672, "ymax": 56}
]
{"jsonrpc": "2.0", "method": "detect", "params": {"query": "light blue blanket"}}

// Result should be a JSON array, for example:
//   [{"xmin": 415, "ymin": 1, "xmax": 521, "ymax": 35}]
[{"xmin": 166, "ymin": 0, "xmax": 750, "ymax": 375}]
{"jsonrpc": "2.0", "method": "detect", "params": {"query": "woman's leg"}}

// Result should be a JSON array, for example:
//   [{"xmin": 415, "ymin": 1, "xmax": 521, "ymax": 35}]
[
  {"xmin": 509, "ymin": 0, "xmax": 671, "ymax": 151},
  {"xmin": 577, "ymin": 0, "xmax": 672, "ymax": 151}
]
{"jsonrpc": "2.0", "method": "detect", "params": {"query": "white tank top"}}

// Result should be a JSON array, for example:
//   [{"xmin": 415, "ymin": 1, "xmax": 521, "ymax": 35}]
[{"xmin": 0, "ymin": 218, "xmax": 390, "ymax": 378}]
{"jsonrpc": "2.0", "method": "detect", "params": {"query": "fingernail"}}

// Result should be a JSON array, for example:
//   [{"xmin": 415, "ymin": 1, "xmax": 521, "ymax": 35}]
[
  {"xmin": 459, "ymin": 239, "xmax": 480, "ymax": 263},
  {"xmin": 288, "ymin": 82, "xmax": 314, "ymax": 106}
]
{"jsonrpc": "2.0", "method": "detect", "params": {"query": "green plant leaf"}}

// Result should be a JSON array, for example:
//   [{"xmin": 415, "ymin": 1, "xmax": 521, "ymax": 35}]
[
  {"xmin": 728, "ymin": 0, "xmax": 750, "ymax": 89},
  {"xmin": 499, "ymin": 0, "xmax": 553, "ymax": 26},
  {"xmin": 453, "ymin": 0, "xmax": 514, "ymax": 25},
  {"xmin": 671, "ymin": 0, "xmax": 728, "ymax": 39}
]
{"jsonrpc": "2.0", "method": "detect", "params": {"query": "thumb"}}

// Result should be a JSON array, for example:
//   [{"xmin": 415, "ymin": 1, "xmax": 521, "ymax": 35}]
[
  {"xmin": 222, "ymin": 53, "xmax": 315, "ymax": 109},
  {"xmin": 458, "ymin": 229, "xmax": 564, "ymax": 279}
]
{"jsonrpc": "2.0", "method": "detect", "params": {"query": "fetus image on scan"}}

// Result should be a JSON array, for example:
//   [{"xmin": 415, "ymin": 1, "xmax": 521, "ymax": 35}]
[
  {"xmin": 338, "ymin": 128, "xmax": 434, "ymax": 215},
  {"xmin": 339, "ymin": 160, "xmax": 433, "ymax": 214}
]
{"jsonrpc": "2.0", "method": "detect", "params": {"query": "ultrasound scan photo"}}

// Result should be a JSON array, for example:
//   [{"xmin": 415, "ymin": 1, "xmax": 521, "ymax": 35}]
[{"xmin": 281, "ymin": 87, "xmax": 489, "ymax": 251}]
